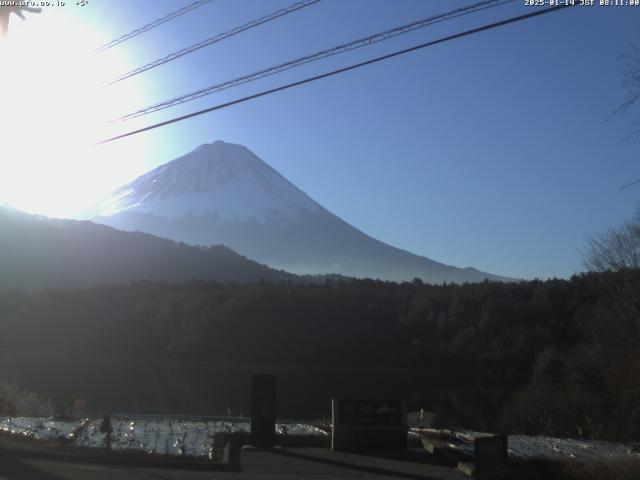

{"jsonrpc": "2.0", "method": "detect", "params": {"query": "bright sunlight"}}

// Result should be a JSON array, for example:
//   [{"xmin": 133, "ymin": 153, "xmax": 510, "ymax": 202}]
[{"xmin": 0, "ymin": 7, "xmax": 148, "ymax": 218}]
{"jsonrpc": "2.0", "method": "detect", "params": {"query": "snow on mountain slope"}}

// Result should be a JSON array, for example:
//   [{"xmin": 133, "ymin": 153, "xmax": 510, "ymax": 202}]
[
  {"xmin": 92, "ymin": 140, "xmax": 512, "ymax": 284},
  {"xmin": 94, "ymin": 141, "xmax": 323, "ymax": 223}
]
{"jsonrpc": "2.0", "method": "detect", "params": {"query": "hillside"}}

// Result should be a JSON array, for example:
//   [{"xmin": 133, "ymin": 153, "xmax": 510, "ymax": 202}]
[{"xmin": 0, "ymin": 207, "xmax": 292, "ymax": 290}]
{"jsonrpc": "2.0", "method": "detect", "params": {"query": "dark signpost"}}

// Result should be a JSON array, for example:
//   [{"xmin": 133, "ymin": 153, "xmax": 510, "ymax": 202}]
[
  {"xmin": 332, "ymin": 398, "xmax": 407, "ymax": 452},
  {"xmin": 71, "ymin": 398, "xmax": 87, "ymax": 419},
  {"xmin": 54, "ymin": 401, "xmax": 66, "ymax": 419},
  {"xmin": 475, "ymin": 435, "xmax": 508, "ymax": 475},
  {"xmin": 99, "ymin": 414, "xmax": 112, "ymax": 453},
  {"xmin": 64, "ymin": 396, "xmax": 74, "ymax": 418},
  {"xmin": 251, "ymin": 374, "xmax": 276, "ymax": 447},
  {"xmin": 64, "ymin": 397, "xmax": 86, "ymax": 419}
]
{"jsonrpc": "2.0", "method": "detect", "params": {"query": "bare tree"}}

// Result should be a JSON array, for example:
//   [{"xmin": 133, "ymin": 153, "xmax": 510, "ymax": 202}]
[
  {"xmin": 584, "ymin": 213, "xmax": 640, "ymax": 347},
  {"xmin": 584, "ymin": 213, "xmax": 640, "ymax": 272},
  {"xmin": 616, "ymin": 44, "xmax": 640, "ymax": 130},
  {"xmin": 0, "ymin": 6, "xmax": 41, "ymax": 37},
  {"xmin": 583, "ymin": 216, "xmax": 640, "ymax": 443},
  {"xmin": 614, "ymin": 45, "xmax": 640, "ymax": 190}
]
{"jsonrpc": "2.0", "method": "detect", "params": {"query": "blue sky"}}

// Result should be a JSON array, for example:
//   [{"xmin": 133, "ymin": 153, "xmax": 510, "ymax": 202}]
[{"xmin": 10, "ymin": 0, "xmax": 640, "ymax": 280}]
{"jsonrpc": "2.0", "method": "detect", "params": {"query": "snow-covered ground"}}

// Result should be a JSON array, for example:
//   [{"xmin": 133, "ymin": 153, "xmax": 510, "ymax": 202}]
[
  {"xmin": 0, "ymin": 416, "xmax": 327, "ymax": 459},
  {"xmin": 416, "ymin": 428, "xmax": 640, "ymax": 462},
  {"xmin": 0, "ymin": 417, "xmax": 82, "ymax": 441},
  {"xmin": 8, "ymin": 416, "xmax": 631, "ymax": 464}
]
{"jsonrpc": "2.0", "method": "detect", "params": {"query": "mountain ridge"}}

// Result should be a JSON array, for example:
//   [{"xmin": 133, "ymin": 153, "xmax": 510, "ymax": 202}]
[
  {"xmin": 0, "ymin": 207, "xmax": 297, "ymax": 290},
  {"xmin": 92, "ymin": 140, "xmax": 514, "ymax": 284}
]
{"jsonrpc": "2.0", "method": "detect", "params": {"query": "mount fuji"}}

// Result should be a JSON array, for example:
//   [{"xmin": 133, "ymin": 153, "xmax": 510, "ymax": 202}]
[{"xmin": 91, "ymin": 140, "xmax": 511, "ymax": 284}]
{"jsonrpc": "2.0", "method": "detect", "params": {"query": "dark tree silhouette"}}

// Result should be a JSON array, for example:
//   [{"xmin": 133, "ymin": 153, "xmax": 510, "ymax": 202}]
[
  {"xmin": 616, "ymin": 45, "xmax": 640, "ymax": 129},
  {"xmin": 584, "ymin": 211, "xmax": 640, "ymax": 272},
  {"xmin": 0, "ymin": 6, "xmax": 41, "ymax": 37},
  {"xmin": 616, "ymin": 44, "xmax": 640, "ymax": 190}
]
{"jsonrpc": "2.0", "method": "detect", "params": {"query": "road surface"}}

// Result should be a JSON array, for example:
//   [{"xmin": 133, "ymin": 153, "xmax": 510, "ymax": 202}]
[{"xmin": 0, "ymin": 433, "xmax": 466, "ymax": 479}]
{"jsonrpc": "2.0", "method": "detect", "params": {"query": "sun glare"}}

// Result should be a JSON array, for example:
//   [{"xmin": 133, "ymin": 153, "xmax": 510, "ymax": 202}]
[{"xmin": 0, "ymin": 8, "xmax": 149, "ymax": 218}]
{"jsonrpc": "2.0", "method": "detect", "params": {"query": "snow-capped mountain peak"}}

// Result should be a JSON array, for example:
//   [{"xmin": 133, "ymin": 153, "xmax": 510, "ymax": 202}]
[
  {"xmin": 94, "ymin": 140, "xmax": 322, "ymax": 223},
  {"xmin": 92, "ymin": 140, "xmax": 513, "ymax": 284}
]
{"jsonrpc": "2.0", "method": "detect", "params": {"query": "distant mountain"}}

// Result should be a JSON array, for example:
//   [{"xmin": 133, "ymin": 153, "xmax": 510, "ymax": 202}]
[
  {"xmin": 0, "ymin": 207, "xmax": 293, "ymax": 290},
  {"xmin": 92, "ymin": 140, "xmax": 512, "ymax": 284}
]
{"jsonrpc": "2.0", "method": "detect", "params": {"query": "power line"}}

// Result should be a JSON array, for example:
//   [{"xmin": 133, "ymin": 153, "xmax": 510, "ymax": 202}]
[
  {"xmin": 95, "ymin": 0, "xmax": 216, "ymax": 53},
  {"xmin": 97, "ymin": 4, "xmax": 576, "ymax": 145},
  {"xmin": 113, "ymin": 0, "xmax": 515, "ymax": 122},
  {"xmin": 105, "ymin": 0, "xmax": 322, "ymax": 87}
]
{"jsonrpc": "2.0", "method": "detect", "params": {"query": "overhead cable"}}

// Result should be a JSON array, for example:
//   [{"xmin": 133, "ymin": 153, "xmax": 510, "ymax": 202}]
[
  {"xmin": 112, "ymin": 0, "xmax": 516, "ymax": 122},
  {"xmin": 97, "ymin": 3, "xmax": 576, "ymax": 145},
  {"xmin": 96, "ymin": 0, "xmax": 216, "ymax": 53},
  {"xmin": 105, "ymin": 0, "xmax": 322, "ymax": 86}
]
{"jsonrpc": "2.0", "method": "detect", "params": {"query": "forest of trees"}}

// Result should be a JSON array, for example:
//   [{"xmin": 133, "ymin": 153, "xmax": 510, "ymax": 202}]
[{"xmin": 0, "ymin": 268, "xmax": 638, "ymax": 442}]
